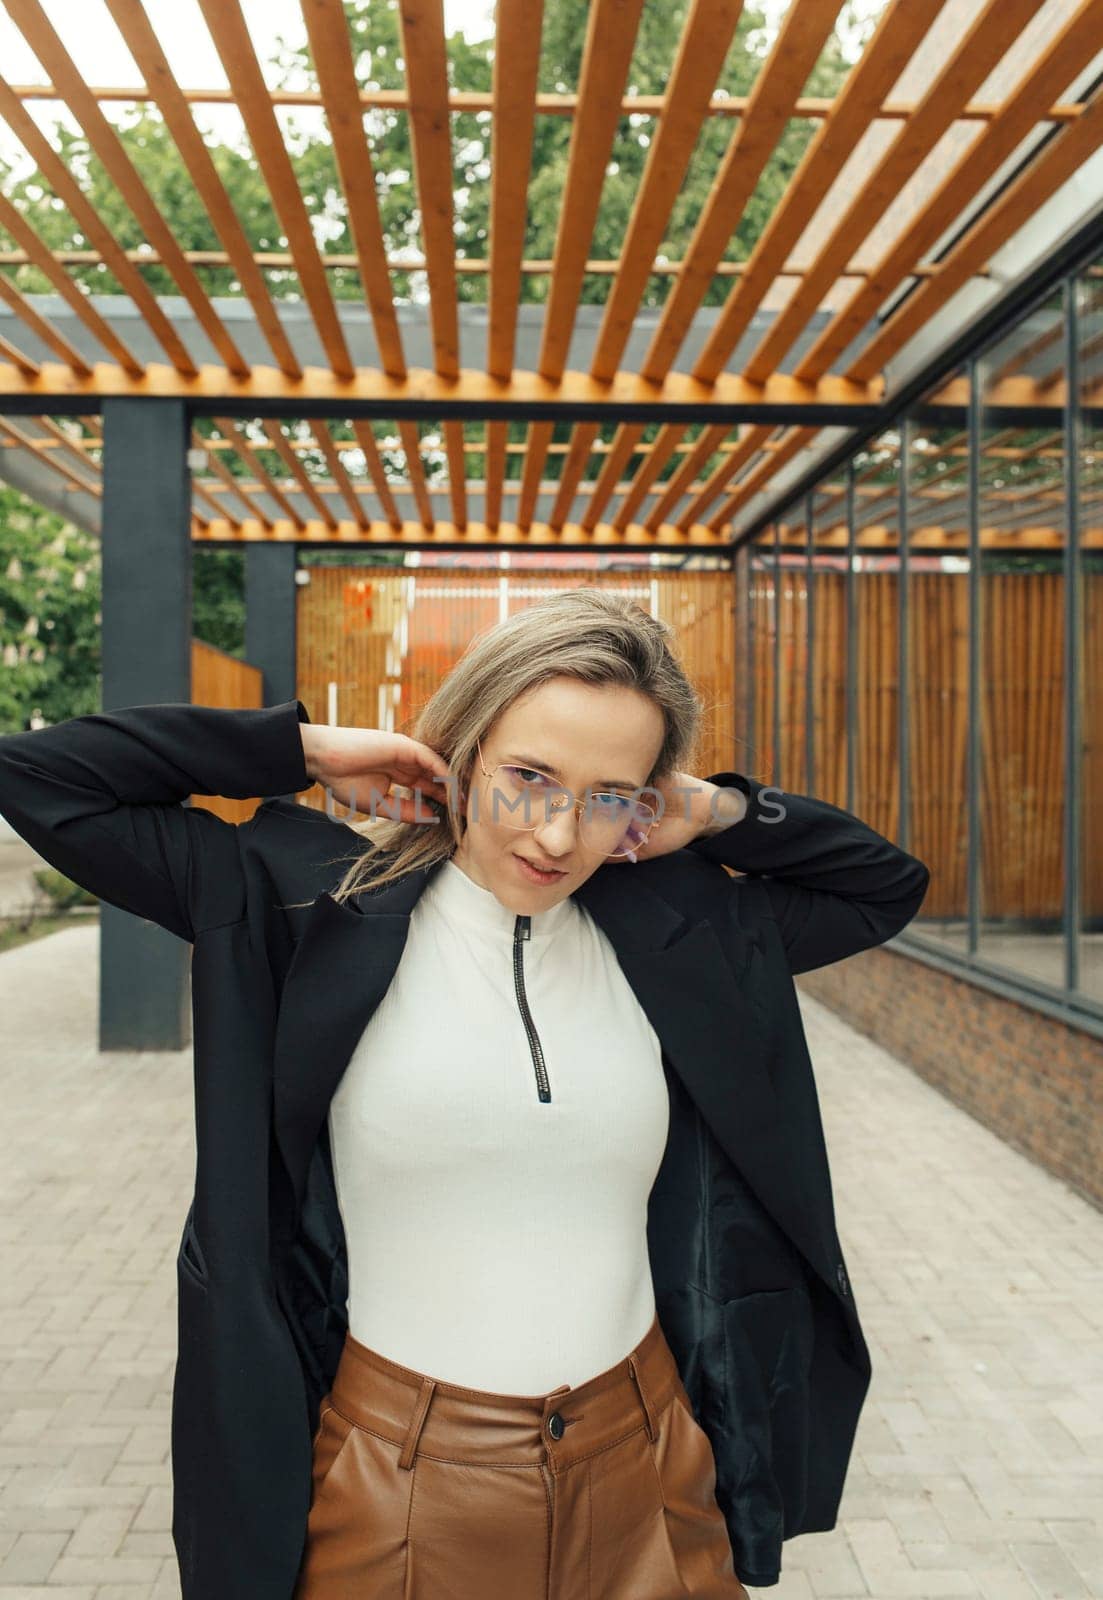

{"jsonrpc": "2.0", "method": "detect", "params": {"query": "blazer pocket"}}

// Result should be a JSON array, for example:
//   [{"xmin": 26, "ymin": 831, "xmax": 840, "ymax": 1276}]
[{"xmin": 178, "ymin": 1206, "xmax": 209, "ymax": 1290}]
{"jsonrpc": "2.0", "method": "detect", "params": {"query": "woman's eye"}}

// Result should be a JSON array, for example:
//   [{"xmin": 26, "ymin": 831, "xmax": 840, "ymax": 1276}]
[{"xmin": 514, "ymin": 767, "xmax": 550, "ymax": 785}]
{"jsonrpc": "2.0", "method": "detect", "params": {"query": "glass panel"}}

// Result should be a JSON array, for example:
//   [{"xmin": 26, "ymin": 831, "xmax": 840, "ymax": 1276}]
[
  {"xmin": 852, "ymin": 429, "xmax": 901, "ymax": 842},
  {"xmin": 904, "ymin": 367, "xmax": 970, "ymax": 950},
  {"xmin": 748, "ymin": 532, "xmax": 777, "ymax": 784},
  {"xmin": 777, "ymin": 506, "xmax": 809, "ymax": 791},
  {"xmin": 810, "ymin": 468, "xmax": 849, "ymax": 808},
  {"xmin": 1076, "ymin": 258, "xmax": 1103, "ymax": 1006},
  {"xmin": 977, "ymin": 286, "xmax": 1067, "ymax": 988}
]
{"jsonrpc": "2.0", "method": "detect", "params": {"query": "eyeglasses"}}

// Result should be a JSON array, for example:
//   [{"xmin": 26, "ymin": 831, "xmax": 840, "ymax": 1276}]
[{"xmin": 473, "ymin": 737, "xmax": 659, "ymax": 859}]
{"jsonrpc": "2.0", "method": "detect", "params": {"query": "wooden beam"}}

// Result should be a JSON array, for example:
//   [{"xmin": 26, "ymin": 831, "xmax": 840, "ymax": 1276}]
[
  {"xmin": 5, "ymin": 83, "xmax": 1091, "ymax": 125},
  {"xmin": 211, "ymin": 416, "xmax": 306, "ymax": 528},
  {"xmin": 191, "ymin": 516, "xmax": 737, "ymax": 547},
  {"xmin": 0, "ymin": 361, "xmax": 881, "ymax": 413}
]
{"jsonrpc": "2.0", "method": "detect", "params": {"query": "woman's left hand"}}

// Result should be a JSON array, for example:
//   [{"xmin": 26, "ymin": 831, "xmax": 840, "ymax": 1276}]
[{"xmin": 605, "ymin": 772, "xmax": 745, "ymax": 864}]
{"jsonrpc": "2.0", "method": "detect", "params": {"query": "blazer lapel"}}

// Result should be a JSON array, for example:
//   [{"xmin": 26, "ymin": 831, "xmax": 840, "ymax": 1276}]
[{"xmin": 271, "ymin": 849, "xmax": 835, "ymax": 1299}]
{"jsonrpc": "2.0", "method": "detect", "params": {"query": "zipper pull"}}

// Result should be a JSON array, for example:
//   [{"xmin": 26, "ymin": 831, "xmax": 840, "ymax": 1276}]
[{"xmin": 515, "ymin": 914, "xmax": 531, "ymax": 941}]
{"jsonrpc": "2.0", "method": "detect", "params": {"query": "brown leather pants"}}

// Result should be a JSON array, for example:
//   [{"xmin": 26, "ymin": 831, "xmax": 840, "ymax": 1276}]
[{"xmin": 292, "ymin": 1309, "xmax": 750, "ymax": 1599}]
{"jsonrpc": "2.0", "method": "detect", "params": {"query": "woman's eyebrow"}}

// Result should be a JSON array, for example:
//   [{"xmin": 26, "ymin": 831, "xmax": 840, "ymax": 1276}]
[{"xmin": 504, "ymin": 753, "xmax": 641, "ymax": 790}]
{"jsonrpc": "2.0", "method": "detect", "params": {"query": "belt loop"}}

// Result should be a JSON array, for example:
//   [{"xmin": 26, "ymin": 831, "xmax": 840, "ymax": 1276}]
[
  {"xmin": 628, "ymin": 1352, "xmax": 658, "ymax": 1442},
  {"xmin": 397, "ymin": 1377, "xmax": 436, "ymax": 1471}
]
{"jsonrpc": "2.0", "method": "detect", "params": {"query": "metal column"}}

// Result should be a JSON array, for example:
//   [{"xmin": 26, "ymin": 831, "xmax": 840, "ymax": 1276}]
[{"xmin": 99, "ymin": 397, "xmax": 192, "ymax": 1052}]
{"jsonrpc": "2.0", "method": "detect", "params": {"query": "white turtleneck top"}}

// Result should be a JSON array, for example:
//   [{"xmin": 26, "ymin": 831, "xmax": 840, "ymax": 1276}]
[{"xmin": 325, "ymin": 854, "xmax": 671, "ymax": 1393}]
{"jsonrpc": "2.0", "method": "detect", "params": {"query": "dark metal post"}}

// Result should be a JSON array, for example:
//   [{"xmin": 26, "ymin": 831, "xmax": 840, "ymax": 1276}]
[
  {"xmin": 245, "ymin": 542, "xmax": 299, "ymax": 709},
  {"xmin": 99, "ymin": 397, "xmax": 192, "ymax": 1052}
]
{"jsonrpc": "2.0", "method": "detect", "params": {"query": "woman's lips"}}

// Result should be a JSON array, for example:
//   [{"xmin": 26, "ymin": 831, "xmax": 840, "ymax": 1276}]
[{"xmin": 514, "ymin": 855, "xmax": 567, "ymax": 885}]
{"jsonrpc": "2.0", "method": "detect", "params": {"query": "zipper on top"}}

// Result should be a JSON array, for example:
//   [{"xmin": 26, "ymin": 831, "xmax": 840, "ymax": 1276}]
[{"xmin": 513, "ymin": 914, "xmax": 552, "ymax": 1102}]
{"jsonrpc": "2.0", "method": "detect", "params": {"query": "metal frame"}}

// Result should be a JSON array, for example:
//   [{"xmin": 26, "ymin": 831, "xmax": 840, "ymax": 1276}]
[{"xmin": 736, "ymin": 231, "xmax": 1103, "ymax": 1039}]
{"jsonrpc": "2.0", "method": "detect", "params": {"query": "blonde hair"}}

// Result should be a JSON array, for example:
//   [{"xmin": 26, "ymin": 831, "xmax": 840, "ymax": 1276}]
[{"xmin": 295, "ymin": 586, "xmax": 707, "ymax": 905}]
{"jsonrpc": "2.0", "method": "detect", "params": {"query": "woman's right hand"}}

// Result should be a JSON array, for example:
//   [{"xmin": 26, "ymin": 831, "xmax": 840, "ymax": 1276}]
[{"xmin": 301, "ymin": 723, "xmax": 453, "ymax": 824}]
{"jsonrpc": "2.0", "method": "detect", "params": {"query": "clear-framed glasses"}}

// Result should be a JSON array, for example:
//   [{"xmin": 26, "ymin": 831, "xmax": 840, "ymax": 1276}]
[{"xmin": 473, "ymin": 737, "xmax": 659, "ymax": 859}]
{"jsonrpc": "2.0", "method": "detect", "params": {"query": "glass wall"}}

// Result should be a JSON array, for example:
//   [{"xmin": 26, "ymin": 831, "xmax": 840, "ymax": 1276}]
[
  {"xmin": 1076, "ymin": 256, "xmax": 1103, "ymax": 1006},
  {"xmin": 738, "ymin": 247, "xmax": 1103, "ymax": 1031}
]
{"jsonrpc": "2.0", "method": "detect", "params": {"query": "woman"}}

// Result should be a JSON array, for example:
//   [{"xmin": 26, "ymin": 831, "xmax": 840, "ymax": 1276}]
[{"xmin": 0, "ymin": 588, "xmax": 929, "ymax": 1599}]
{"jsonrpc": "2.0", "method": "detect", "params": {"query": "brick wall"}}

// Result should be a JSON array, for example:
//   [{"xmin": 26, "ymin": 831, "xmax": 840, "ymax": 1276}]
[{"xmin": 798, "ymin": 946, "xmax": 1103, "ymax": 1211}]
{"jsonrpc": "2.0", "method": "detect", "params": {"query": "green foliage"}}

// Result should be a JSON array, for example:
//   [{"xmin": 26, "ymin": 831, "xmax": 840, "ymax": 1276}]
[
  {"xmin": 0, "ymin": 486, "xmax": 101, "ymax": 729},
  {"xmin": 32, "ymin": 864, "xmax": 98, "ymax": 910}
]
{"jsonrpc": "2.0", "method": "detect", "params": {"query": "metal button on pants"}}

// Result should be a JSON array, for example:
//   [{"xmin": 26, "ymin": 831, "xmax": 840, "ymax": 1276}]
[{"xmin": 292, "ymin": 1309, "xmax": 749, "ymax": 1599}]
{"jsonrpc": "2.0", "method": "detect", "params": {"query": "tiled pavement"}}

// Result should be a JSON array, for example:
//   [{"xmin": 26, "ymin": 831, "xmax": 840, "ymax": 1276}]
[{"xmin": 0, "ymin": 923, "xmax": 1100, "ymax": 1599}]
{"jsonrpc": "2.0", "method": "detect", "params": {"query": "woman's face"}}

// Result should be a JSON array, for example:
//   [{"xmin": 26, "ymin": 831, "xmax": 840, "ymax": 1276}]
[{"xmin": 451, "ymin": 676, "xmax": 666, "ymax": 912}]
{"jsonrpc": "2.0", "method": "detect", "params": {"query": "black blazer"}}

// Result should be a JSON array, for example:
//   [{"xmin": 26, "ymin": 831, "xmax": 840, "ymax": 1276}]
[{"xmin": 0, "ymin": 698, "xmax": 929, "ymax": 1595}]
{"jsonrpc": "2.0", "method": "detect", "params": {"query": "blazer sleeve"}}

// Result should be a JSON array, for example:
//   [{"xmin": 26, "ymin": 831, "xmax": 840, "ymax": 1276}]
[
  {"xmin": 687, "ymin": 769, "xmax": 931, "ymax": 975},
  {"xmin": 0, "ymin": 698, "xmax": 314, "ymax": 942}
]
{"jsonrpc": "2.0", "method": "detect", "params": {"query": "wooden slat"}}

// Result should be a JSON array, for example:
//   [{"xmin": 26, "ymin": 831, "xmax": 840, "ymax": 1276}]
[
  {"xmin": 262, "ymin": 421, "xmax": 338, "ymax": 528},
  {"xmin": 590, "ymin": 0, "xmax": 747, "ymax": 383},
  {"xmin": 442, "ymin": 421, "xmax": 468, "ymax": 532},
  {"xmin": 350, "ymin": 421, "xmax": 404, "ymax": 531},
  {"xmin": 0, "ymin": 272, "xmax": 92, "ymax": 375},
  {"xmin": 516, "ymin": 421, "xmax": 555, "ymax": 532},
  {"xmin": 36, "ymin": 417, "xmax": 104, "ymax": 480},
  {"xmin": 0, "ymin": 76, "xmax": 193, "ymax": 373},
  {"xmin": 0, "ymin": 191, "xmax": 145, "ymax": 374},
  {"xmin": 796, "ymin": 0, "xmax": 1103, "ymax": 381},
  {"xmin": 212, "ymin": 417, "xmax": 306, "ymax": 528},
  {"xmin": 680, "ymin": 0, "xmax": 941, "ymax": 385},
  {"xmin": 581, "ymin": 424, "xmax": 647, "ymax": 532},
  {"xmin": 4, "ymin": 0, "xmax": 250, "ymax": 376},
  {"xmin": 0, "ymin": 334, "xmax": 39, "ymax": 376},
  {"xmin": 104, "ymin": 0, "xmax": 302, "ymax": 379},
  {"xmin": 309, "ymin": 422, "xmax": 368, "ymax": 527},
  {"xmin": 487, "ymin": 0, "xmax": 544, "ymax": 380},
  {"xmin": 301, "ymin": 0, "xmax": 407, "ymax": 378},
  {"xmin": 484, "ymin": 421, "xmax": 508, "ymax": 532},
  {"xmin": 741, "ymin": 0, "xmax": 1047, "ymax": 384},
  {"xmin": 548, "ymin": 424, "xmax": 600, "ymax": 532},
  {"xmin": 397, "ymin": 0, "xmax": 459, "ymax": 379},
  {"xmin": 539, "ymin": 0, "xmax": 646, "ymax": 380},
  {"xmin": 196, "ymin": 0, "xmax": 355, "ymax": 379},
  {"xmin": 398, "ymin": 421, "xmax": 435, "ymax": 529},
  {"xmin": 637, "ymin": 0, "xmax": 841, "ymax": 384}
]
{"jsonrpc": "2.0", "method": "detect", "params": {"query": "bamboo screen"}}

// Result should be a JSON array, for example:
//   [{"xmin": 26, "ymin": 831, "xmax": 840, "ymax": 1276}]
[
  {"xmin": 765, "ymin": 566, "xmax": 1103, "ymax": 923},
  {"xmin": 188, "ymin": 638, "xmax": 264, "ymax": 824},
  {"xmin": 294, "ymin": 567, "xmax": 736, "ymax": 815}
]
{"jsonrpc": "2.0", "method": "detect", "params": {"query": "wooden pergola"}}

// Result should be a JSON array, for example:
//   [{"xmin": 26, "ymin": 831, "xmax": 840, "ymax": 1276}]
[
  {"xmin": 1, "ymin": 0, "xmax": 1101, "ymax": 551},
  {"xmin": 1, "ymin": 0, "xmax": 1101, "ymax": 1054}
]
